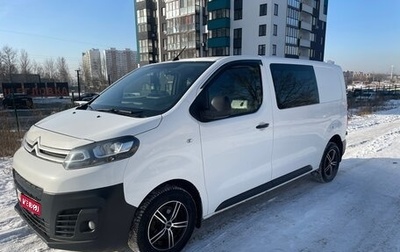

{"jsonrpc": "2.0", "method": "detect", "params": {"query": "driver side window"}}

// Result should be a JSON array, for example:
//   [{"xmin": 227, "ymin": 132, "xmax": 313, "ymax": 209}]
[{"xmin": 191, "ymin": 61, "xmax": 263, "ymax": 122}]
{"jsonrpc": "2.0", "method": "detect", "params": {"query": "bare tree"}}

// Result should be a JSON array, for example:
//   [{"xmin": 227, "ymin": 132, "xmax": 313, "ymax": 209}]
[
  {"xmin": 1, "ymin": 45, "xmax": 19, "ymax": 81},
  {"xmin": 19, "ymin": 49, "xmax": 31, "ymax": 75},
  {"xmin": 0, "ymin": 50, "xmax": 4, "ymax": 81},
  {"xmin": 43, "ymin": 58, "xmax": 56, "ymax": 80},
  {"xmin": 31, "ymin": 60, "xmax": 45, "ymax": 79},
  {"xmin": 31, "ymin": 60, "xmax": 42, "ymax": 76},
  {"xmin": 55, "ymin": 57, "xmax": 71, "ymax": 82}
]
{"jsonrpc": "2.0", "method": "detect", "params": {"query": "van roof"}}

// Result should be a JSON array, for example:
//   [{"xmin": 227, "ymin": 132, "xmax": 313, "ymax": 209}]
[{"xmin": 173, "ymin": 56, "xmax": 340, "ymax": 68}]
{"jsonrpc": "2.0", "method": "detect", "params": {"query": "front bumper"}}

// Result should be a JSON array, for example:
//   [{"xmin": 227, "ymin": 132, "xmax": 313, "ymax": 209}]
[{"xmin": 13, "ymin": 170, "xmax": 136, "ymax": 251}]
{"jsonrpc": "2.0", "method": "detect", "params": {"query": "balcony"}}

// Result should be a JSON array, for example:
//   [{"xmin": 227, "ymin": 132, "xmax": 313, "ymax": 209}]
[
  {"xmin": 208, "ymin": 18, "xmax": 230, "ymax": 29},
  {"xmin": 299, "ymin": 48, "xmax": 310, "ymax": 59},
  {"xmin": 301, "ymin": 2, "xmax": 313, "ymax": 14},
  {"xmin": 299, "ymin": 38, "xmax": 311, "ymax": 48},
  {"xmin": 208, "ymin": 37, "xmax": 230, "ymax": 48},
  {"xmin": 300, "ymin": 20, "xmax": 312, "ymax": 31},
  {"xmin": 208, "ymin": 0, "xmax": 230, "ymax": 11}
]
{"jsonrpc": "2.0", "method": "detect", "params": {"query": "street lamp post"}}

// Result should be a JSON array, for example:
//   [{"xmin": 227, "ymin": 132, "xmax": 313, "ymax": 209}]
[{"xmin": 76, "ymin": 69, "xmax": 81, "ymax": 100}]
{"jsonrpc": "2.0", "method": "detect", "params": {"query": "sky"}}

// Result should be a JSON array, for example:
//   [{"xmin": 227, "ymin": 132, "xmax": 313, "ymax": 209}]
[
  {"xmin": 325, "ymin": 0, "xmax": 400, "ymax": 74},
  {"xmin": 0, "ymin": 0, "xmax": 399, "ymax": 75}
]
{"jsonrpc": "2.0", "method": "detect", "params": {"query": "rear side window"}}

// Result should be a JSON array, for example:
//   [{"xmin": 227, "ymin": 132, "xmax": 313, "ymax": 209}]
[{"xmin": 270, "ymin": 64, "xmax": 319, "ymax": 109}]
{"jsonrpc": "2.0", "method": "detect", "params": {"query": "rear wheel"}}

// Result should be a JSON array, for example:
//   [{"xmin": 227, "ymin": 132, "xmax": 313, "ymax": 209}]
[
  {"xmin": 128, "ymin": 185, "xmax": 196, "ymax": 252},
  {"xmin": 312, "ymin": 142, "xmax": 341, "ymax": 183}
]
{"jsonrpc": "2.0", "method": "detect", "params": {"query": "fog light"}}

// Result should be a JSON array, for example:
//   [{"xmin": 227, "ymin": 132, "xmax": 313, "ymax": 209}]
[{"xmin": 88, "ymin": 221, "xmax": 96, "ymax": 231}]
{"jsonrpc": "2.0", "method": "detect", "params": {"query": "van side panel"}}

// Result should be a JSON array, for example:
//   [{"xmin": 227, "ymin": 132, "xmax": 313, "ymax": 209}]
[
  {"xmin": 268, "ymin": 63, "xmax": 346, "ymax": 179},
  {"xmin": 270, "ymin": 104, "xmax": 326, "ymax": 179}
]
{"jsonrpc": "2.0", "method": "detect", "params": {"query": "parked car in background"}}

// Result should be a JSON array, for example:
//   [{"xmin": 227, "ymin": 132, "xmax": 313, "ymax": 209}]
[
  {"xmin": 73, "ymin": 92, "xmax": 99, "ymax": 101},
  {"xmin": 2, "ymin": 93, "xmax": 33, "ymax": 109},
  {"xmin": 73, "ymin": 93, "xmax": 99, "ymax": 106}
]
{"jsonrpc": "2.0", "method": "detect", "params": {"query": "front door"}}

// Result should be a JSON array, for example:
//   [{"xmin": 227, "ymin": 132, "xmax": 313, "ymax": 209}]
[{"xmin": 190, "ymin": 60, "xmax": 273, "ymax": 213}]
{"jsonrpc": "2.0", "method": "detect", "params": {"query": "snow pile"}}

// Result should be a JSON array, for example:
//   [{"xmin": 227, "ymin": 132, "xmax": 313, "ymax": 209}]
[{"xmin": 1, "ymin": 101, "xmax": 400, "ymax": 251}]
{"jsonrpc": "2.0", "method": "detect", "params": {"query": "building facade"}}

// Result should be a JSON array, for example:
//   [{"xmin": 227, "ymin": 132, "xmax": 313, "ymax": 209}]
[
  {"xmin": 82, "ymin": 48, "xmax": 138, "ymax": 88},
  {"xmin": 134, "ymin": 0, "xmax": 328, "ymax": 65},
  {"xmin": 104, "ymin": 48, "xmax": 138, "ymax": 83},
  {"xmin": 82, "ymin": 49, "xmax": 102, "ymax": 82}
]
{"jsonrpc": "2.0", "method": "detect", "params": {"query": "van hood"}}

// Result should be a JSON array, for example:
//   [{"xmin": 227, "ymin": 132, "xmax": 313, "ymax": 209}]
[{"xmin": 34, "ymin": 108, "xmax": 162, "ymax": 142}]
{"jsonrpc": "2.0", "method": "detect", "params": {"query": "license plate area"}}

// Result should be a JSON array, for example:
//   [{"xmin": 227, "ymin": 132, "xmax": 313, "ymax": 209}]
[{"xmin": 17, "ymin": 190, "xmax": 42, "ymax": 216}]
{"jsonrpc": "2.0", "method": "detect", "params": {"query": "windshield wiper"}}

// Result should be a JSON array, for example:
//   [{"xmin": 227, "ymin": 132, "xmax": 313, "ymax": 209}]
[{"xmin": 95, "ymin": 108, "xmax": 145, "ymax": 117}]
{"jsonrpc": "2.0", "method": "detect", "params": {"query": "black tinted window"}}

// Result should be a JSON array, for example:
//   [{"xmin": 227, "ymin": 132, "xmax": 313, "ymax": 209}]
[
  {"xmin": 270, "ymin": 64, "xmax": 319, "ymax": 109},
  {"xmin": 191, "ymin": 61, "xmax": 262, "ymax": 122}
]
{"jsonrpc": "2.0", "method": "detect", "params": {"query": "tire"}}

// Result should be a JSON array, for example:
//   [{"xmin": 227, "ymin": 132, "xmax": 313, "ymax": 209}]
[
  {"xmin": 128, "ymin": 185, "xmax": 196, "ymax": 252},
  {"xmin": 312, "ymin": 142, "xmax": 341, "ymax": 183}
]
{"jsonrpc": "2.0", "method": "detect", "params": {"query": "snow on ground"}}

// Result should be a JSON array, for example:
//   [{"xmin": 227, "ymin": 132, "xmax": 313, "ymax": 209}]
[{"xmin": 1, "ymin": 101, "xmax": 400, "ymax": 252}]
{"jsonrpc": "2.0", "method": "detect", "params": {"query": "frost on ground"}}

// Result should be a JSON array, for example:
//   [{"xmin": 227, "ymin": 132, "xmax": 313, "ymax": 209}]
[{"xmin": 1, "ymin": 101, "xmax": 400, "ymax": 252}]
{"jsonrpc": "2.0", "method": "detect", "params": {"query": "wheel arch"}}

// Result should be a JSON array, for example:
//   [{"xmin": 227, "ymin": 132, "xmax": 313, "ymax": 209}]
[
  {"xmin": 328, "ymin": 134, "xmax": 344, "ymax": 161},
  {"xmin": 147, "ymin": 179, "xmax": 203, "ymax": 228}
]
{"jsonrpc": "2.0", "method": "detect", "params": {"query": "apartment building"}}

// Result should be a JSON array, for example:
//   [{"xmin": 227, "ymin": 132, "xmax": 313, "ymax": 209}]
[
  {"xmin": 104, "ymin": 48, "xmax": 138, "ymax": 83},
  {"xmin": 82, "ymin": 48, "xmax": 138, "ymax": 87},
  {"xmin": 82, "ymin": 49, "xmax": 102, "ymax": 82},
  {"xmin": 134, "ymin": 0, "xmax": 328, "ymax": 65}
]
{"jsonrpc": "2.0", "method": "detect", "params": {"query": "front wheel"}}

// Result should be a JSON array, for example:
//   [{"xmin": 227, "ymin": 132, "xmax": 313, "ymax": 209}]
[
  {"xmin": 128, "ymin": 185, "xmax": 196, "ymax": 252},
  {"xmin": 312, "ymin": 142, "xmax": 341, "ymax": 183}
]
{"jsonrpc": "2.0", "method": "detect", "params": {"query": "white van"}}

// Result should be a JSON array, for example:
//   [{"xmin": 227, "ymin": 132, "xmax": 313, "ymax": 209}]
[{"xmin": 12, "ymin": 56, "xmax": 347, "ymax": 252}]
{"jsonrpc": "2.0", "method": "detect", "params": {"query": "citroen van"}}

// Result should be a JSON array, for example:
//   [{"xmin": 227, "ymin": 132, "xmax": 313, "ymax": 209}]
[{"xmin": 13, "ymin": 56, "xmax": 347, "ymax": 252}]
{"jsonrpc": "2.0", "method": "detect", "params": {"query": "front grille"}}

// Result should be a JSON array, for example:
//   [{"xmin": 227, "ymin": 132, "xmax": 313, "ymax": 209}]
[
  {"xmin": 23, "ymin": 137, "xmax": 69, "ymax": 163},
  {"xmin": 20, "ymin": 206, "xmax": 50, "ymax": 237},
  {"xmin": 55, "ymin": 209, "xmax": 80, "ymax": 238}
]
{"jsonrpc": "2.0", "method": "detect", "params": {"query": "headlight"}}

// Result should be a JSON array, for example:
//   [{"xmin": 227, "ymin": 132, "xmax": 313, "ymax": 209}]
[{"xmin": 63, "ymin": 136, "xmax": 139, "ymax": 170}]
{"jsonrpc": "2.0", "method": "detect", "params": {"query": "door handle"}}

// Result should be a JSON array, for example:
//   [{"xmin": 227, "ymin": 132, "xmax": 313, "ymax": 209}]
[{"xmin": 256, "ymin": 123, "xmax": 269, "ymax": 129}]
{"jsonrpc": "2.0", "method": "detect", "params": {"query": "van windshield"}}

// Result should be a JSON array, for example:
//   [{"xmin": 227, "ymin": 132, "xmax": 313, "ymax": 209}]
[{"xmin": 87, "ymin": 61, "xmax": 213, "ymax": 117}]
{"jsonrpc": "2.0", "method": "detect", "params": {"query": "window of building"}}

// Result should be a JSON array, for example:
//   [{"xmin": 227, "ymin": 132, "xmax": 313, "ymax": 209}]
[
  {"xmin": 285, "ymin": 45, "xmax": 298, "ymax": 56},
  {"xmin": 287, "ymin": 7, "xmax": 299, "ymax": 27},
  {"xmin": 286, "ymin": 26, "xmax": 299, "ymax": 45},
  {"xmin": 233, "ymin": 28, "xmax": 242, "ymax": 55},
  {"xmin": 273, "ymin": 24, "xmax": 278, "ymax": 36},
  {"xmin": 259, "ymin": 24, "xmax": 266, "ymax": 36},
  {"xmin": 234, "ymin": 0, "xmax": 243, "ymax": 20},
  {"xmin": 272, "ymin": 44, "xmax": 277, "ymax": 55},
  {"xmin": 288, "ymin": 0, "xmax": 300, "ymax": 9},
  {"xmin": 274, "ymin": 4, "xmax": 279, "ymax": 16},
  {"xmin": 323, "ymin": 0, "xmax": 328, "ymax": 15},
  {"xmin": 270, "ymin": 64, "xmax": 319, "ymax": 109},
  {"xmin": 209, "ymin": 9, "xmax": 230, "ymax": 20},
  {"xmin": 191, "ymin": 62, "xmax": 263, "ymax": 122},
  {"xmin": 162, "ymin": 39, "xmax": 167, "ymax": 50},
  {"xmin": 209, "ymin": 28, "xmax": 230, "ymax": 38},
  {"xmin": 259, "ymin": 4, "xmax": 267, "ymax": 16},
  {"xmin": 233, "ymin": 48, "xmax": 242, "ymax": 55},
  {"xmin": 138, "ymin": 24, "xmax": 150, "ymax": 33},
  {"xmin": 211, "ymin": 47, "xmax": 230, "ymax": 56},
  {"xmin": 258, "ymin": 44, "xmax": 266, "ymax": 55}
]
